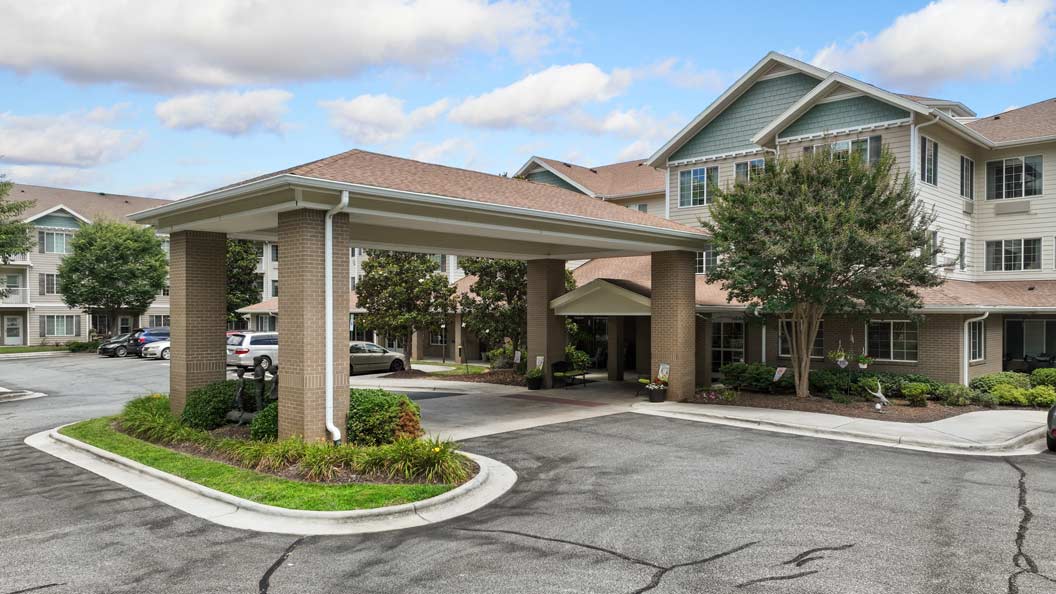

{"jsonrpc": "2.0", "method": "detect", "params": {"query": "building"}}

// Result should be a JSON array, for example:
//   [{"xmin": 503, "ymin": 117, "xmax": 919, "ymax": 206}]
[{"xmin": 0, "ymin": 185, "xmax": 172, "ymax": 346}]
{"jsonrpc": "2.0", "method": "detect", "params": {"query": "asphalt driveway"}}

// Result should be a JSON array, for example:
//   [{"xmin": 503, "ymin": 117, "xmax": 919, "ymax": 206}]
[{"xmin": 2, "ymin": 355, "xmax": 1056, "ymax": 593}]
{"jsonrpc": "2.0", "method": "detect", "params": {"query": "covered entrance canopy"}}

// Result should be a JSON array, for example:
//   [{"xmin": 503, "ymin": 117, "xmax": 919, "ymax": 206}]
[{"xmin": 131, "ymin": 149, "xmax": 708, "ymax": 441}]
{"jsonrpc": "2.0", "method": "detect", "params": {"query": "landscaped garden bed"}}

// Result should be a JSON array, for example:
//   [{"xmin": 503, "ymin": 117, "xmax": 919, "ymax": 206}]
[
  {"xmin": 688, "ymin": 363, "xmax": 1056, "ymax": 423},
  {"xmin": 59, "ymin": 383, "xmax": 477, "ymax": 512}
]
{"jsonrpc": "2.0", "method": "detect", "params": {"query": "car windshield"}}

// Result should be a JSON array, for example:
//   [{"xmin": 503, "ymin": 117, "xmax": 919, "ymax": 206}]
[
  {"xmin": 226, "ymin": 335, "xmax": 245, "ymax": 346},
  {"xmin": 111, "ymin": 333, "xmax": 130, "ymax": 342}
]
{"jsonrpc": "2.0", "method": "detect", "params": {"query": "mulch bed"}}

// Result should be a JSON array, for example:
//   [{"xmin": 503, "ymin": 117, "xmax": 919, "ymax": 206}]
[
  {"xmin": 686, "ymin": 391, "xmax": 991, "ymax": 423},
  {"xmin": 381, "ymin": 368, "xmax": 526, "ymax": 387}
]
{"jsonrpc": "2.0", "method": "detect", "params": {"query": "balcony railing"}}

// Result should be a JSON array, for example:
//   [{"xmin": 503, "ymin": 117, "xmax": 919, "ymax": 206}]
[
  {"xmin": 0, "ymin": 287, "xmax": 29, "ymax": 305},
  {"xmin": 3, "ymin": 253, "xmax": 31, "ymax": 264}
]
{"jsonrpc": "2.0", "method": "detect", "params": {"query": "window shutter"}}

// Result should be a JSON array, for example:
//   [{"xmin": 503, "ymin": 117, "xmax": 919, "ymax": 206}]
[
  {"xmin": 38, "ymin": 231, "xmax": 45, "ymax": 253},
  {"xmin": 38, "ymin": 274, "xmax": 45, "ymax": 296},
  {"xmin": 74, "ymin": 316, "xmax": 81, "ymax": 337},
  {"xmin": 39, "ymin": 316, "xmax": 46, "ymax": 337}
]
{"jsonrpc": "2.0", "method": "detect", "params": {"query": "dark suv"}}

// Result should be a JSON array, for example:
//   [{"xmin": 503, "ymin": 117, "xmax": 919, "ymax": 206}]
[{"xmin": 131, "ymin": 327, "xmax": 170, "ymax": 357}]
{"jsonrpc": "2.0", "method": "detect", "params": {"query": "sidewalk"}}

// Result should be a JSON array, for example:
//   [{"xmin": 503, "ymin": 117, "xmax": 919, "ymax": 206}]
[{"xmin": 634, "ymin": 401, "xmax": 1049, "ymax": 456}]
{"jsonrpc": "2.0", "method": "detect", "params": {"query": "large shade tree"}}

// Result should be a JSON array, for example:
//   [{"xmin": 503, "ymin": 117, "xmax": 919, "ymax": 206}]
[
  {"xmin": 58, "ymin": 220, "xmax": 168, "ymax": 336},
  {"xmin": 0, "ymin": 177, "xmax": 36, "ymax": 297},
  {"xmin": 356, "ymin": 251, "xmax": 454, "ymax": 371},
  {"xmin": 703, "ymin": 149, "xmax": 943, "ymax": 398},
  {"xmin": 226, "ymin": 240, "xmax": 262, "ymax": 325}
]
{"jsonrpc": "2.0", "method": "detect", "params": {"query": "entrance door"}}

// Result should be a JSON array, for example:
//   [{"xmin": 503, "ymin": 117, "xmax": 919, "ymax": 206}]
[
  {"xmin": 711, "ymin": 320, "xmax": 745, "ymax": 376},
  {"xmin": 3, "ymin": 316, "xmax": 22, "ymax": 346}
]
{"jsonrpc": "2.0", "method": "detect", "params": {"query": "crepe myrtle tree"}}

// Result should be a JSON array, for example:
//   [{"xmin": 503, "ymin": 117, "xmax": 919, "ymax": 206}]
[
  {"xmin": 58, "ymin": 219, "xmax": 168, "ymax": 336},
  {"xmin": 702, "ymin": 149, "xmax": 943, "ymax": 398},
  {"xmin": 0, "ymin": 177, "xmax": 35, "ymax": 298},
  {"xmin": 356, "ymin": 250, "xmax": 455, "ymax": 370},
  {"xmin": 226, "ymin": 239, "xmax": 262, "ymax": 325}
]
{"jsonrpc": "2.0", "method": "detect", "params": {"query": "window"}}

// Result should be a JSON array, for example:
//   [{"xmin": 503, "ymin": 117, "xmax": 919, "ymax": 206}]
[
  {"xmin": 254, "ymin": 274, "xmax": 264, "ymax": 296},
  {"xmin": 695, "ymin": 245, "xmax": 716, "ymax": 275},
  {"xmin": 160, "ymin": 239, "xmax": 170, "ymax": 258},
  {"xmin": 118, "ymin": 316, "xmax": 132, "ymax": 334},
  {"xmin": 350, "ymin": 314, "xmax": 372, "ymax": 342},
  {"xmin": 149, "ymin": 315, "xmax": 170, "ymax": 327},
  {"xmin": 256, "ymin": 315, "xmax": 277, "ymax": 332},
  {"xmin": 161, "ymin": 285, "xmax": 170, "ymax": 296},
  {"xmin": 678, "ymin": 166, "xmax": 718, "ymax": 207},
  {"xmin": 1004, "ymin": 319, "xmax": 1056, "ymax": 360},
  {"xmin": 986, "ymin": 156, "xmax": 1043, "ymax": 200},
  {"xmin": 43, "ymin": 314, "xmax": 77, "ymax": 337},
  {"xmin": 40, "ymin": 273, "xmax": 60, "ymax": 295},
  {"xmin": 960, "ymin": 156, "xmax": 975, "ymax": 199},
  {"xmin": 430, "ymin": 326, "xmax": 447, "ymax": 346},
  {"xmin": 867, "ymin": 320, "xmax": 918, "ymax": 362},
  {"xmin": 271, "ymin": 279, "xmax": 278, "ymax": 297},
  {"xmin": 38, "ymin": 231, "xmax": 72, "ymax": 254},
  {"xmin": 959, "ymin": 238, "xmax": 967, "ymax": 271},
  {"xmin": 255, "ymin": 242, "xmax": 265, "ymax": 259},
  {"xmin": 968, "ymin": 319, "xmax": 985, "ymax": 362},
  {"xmin": 734, "ymin": 158, "xmax": 765, "ymax": 183},
  {"xmin": 350, "ymin": 276, "xmax": 357, "ymax": 291},
  {"xmin": 985, "ymin": 239, "xmax": 1042, "ymax": 271},
  {"xmin": 778, "ymin": 320, "xmax": 825, "ymax": 358},
  {"xmin": 628, "ymin": 203, "xmax": 648, "ymax": 213},
  {"xmin": 270, "ymin": 244, "xmax": 279, "ymax": 262},
  {"xmin": 808, "ymin": 136, "xmax": 881, "ymax": 164},
  {"xmin": 434, "ymin": 254, "xmax": 448, "ymax": 273},
  {"xmin": 920, "ymin": 136, "xmax": 938, "ymax": 185}
]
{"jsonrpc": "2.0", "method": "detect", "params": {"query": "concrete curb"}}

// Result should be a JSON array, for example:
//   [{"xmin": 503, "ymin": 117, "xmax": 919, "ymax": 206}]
[
  {"xmin": 26, "ymin": 426, "xmax": 517, "ymax": 535},
  {"xmin": 0, "ymin": 391, "xmax": 47, "ymax": 403},
  {"xmin": 632, "ymin": 404, "xmax": 1048, "ymax": 457},
  {"xmin": 0, "ymin": 351, "xmax": 72, "ymax": 361}
]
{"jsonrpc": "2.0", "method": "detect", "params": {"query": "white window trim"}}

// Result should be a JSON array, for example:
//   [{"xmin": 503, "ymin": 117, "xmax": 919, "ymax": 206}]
[
  {"xmin": 959, "ymin": 155, "xmax": 975, "ymax": 200},
  {"xmin": 920, "ymin": 135, "xmax": 938, "ymax": 187},
  {"xmin": 984, "ymin": 238, "xmax": 1043, "ymax": 272},
  {"xmin": 41, "ymin": 231, "xmax": 72, "ymax": 254},
  {"xmin": 968, "ymin": 319, "xmax": 985, "ymax": 362},
  {"xmin": 677, "ymin": 166, "xmax": 716, "ymax": 208},
  {"xmin": 865, "ymin": 319, "xmax": 919, "ymax": 363},
  {"xmin": 695, "ymin": 247, "xmax": 716, "ymax": 275},
  {"xmin": 43, "ymin": 314, "xmax": 77, "ymax": 337},
  {"xmin": 985, "ymin": 154, "xmax": 1043, "ymax": 201},
  {"xmin": 734, "ymin": 158, "xmax": 765, "ymax": 183},
  {"xmin": 42, "ymin": 273, "xmax": 60, "ymax": 295},
  {"xmin": 777, "ymin": 319, "xmax": 824, "ymax": 359}
]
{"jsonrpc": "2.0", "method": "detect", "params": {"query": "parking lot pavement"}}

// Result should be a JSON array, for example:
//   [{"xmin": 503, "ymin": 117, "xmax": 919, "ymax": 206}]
[{"xmin": 5, "ymin": 355, "xmax": 1056, "ymax": 593}]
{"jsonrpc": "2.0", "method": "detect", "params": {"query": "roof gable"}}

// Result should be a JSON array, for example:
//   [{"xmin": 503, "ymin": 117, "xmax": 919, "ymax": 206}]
[
  {"xmin": 25, "ymin": 204, "xmax": 91, "ymax": 227},
  {"xmin": 779, "ymin": 95, "xmax": 911, "ymax": 140},
  {"xmin": 515, "ymin": 156, "xmax": 665, "ymax": 198}
]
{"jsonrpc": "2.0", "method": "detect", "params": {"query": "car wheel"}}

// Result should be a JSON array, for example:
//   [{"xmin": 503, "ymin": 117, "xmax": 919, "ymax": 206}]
[
  {"xmin": 115, "ymin": 346, "xmax": 127, "ymax": 358},
  {"xmin": 259, "ymin": 356, "xmax": 272, "ymax": 370},
  {"xmin": 161, "ymin": 348, "xmax": 171, "ymax": 360},
  {"xmin": 389, "ymin": 359, "xmax": 404, "ymax": 372}
]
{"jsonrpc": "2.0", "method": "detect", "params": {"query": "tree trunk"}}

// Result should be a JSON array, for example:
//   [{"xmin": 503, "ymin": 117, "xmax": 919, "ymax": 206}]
[
  {"xmin": 404, "ymin": 330, "xmax": 414, "ymax": 370},
  {"xmin": 789, "ymin": 304, "xmax": 824, "ymax": 398}
]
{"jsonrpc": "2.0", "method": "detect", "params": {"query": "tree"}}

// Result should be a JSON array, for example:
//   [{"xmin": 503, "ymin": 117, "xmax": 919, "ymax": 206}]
[
  {"xmin": 58, "ymin": 220, "xmax": 168, "ymax": 336},
  {"xmin": 226, "ymin": 240, "xmax": 262, "ymax": 324},
  {"xmin": 356, "ymin": 251, "xmax": 454, "ymax": 371},
  {"xmin": 702, "ymin": 150, "xmax": 943, "ymax": 398},
  {"xmin": 0, "ymin": 177, "xmax": 35, "ymax": 297},
  {"xmin": 458, "ymin": 258, "xmax": 577, "ymax": 352}
]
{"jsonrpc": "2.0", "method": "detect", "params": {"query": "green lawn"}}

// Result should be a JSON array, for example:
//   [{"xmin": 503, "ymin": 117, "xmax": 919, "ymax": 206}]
[
  {"xmin": 411, "ymin": 360, "xmax": 490, "ymax": 376},
  {"xmin": 60, "ymin": 418, "xmax": 453, "ymax": 512},
  {"xmin": 0, "ymin": 345, "xmax": 68, "ymax": 354}
]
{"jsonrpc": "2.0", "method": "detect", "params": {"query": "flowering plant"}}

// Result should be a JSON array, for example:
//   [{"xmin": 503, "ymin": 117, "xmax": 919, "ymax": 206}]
[{"xmin": 698, "ymin": 383, "xmax": 736, "ymax": 402}]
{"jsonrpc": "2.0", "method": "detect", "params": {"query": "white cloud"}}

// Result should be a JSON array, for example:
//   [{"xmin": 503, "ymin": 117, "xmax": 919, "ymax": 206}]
[
  {"xmin": 1003, "ymin": 104, "xmax": 1021, "ymax": 112},
  {"xmin": 449, "ymin": 63, "xmax": 632, "ymax": 129},
  {"xmin": 615, "ymin": 140, "xmax": 655, "ymax": 162},
  {"xmin": 1, "ymin": 164, "xmax": 101, "ymax": 188},
  {"xmin": 643, "ymin": 58, "xmax": 726, "ymax": 91},
  {"xmin": 320, "ymin": 95, "xmax": 449, "ymax": 144},
  {"xmin": 812, "ymin": 0, "xmax": 1056, "ymax": 89},
  {"xmin": 410, "ymin": 138, "xmax": 478, "ymax": 168},
  {"xmin": 0, "ymin": 106, "xmax": 145, "ymax": 168},
  {"xmin": 156, "ymin": 89, "xmax": 292, "ymax": 135},
  {"xmin": 0, "ymin": 1, "xmax": 571, "ymax": 90},
  {"xmin": 570, "ymin": 108, "xmax": 682, "ymax": 160}
]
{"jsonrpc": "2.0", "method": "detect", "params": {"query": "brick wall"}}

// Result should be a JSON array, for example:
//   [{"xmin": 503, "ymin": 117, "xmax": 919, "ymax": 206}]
[
  {"xmin": 526, "ymin": 259, "xmax": 566, "ymax": 388},
  {"xmin": 651, "ymin": 251, "xmax": 696, "ymax": 400},
  {"xmin": 169, "ymin": 230, "xmax": 227, "ymax": 414}
]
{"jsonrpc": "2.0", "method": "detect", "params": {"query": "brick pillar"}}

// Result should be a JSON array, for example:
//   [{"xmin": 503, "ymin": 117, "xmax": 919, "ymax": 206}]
[
  {"xmin": 607, "ymin": 316, "xmax": 625, "ymax": 381},
  {"xmin": 277, "ymin": 209, "xmax": 351, "ymax": 441},
  {"xmin": 651, "ymin": 251, "xmax": 696, "ymax": 401},
  {"xmin": 527, "ymin": 259, "xmax": 566, "ymax": 388},
  {"xmin": 169, "ymin": 231, "xmax": 227, "ymax": 415}
]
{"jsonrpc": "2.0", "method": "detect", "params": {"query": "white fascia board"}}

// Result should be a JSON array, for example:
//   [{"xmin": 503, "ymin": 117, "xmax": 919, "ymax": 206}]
[
  {"xmin": 549, "ymin": 278, "xmax": 652, "ymax": 310},
  {"xmin": 645, "ymin": 52, "xmax": 829, "ymax": 168},
  {"xmin": 24, "ymin": 204, "xmax": 92, "ymax": 225},
  {"xmin": 667, "ymin": 148, "xmax": 765, "ymax": 168},
  {"xmin": 775, "ymin": 118, "xmax": 911, "ymax": 145}
]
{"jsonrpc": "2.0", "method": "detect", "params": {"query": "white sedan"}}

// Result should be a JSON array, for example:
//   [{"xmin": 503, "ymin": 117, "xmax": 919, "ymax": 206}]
[{"xmin": 141, "ymin": 340, "xmax": 171, "ymax": 360}]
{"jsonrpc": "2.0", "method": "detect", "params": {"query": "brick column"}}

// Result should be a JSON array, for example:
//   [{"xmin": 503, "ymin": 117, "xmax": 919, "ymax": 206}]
[
  {"xmin": 277, "ymin": 209, "xmax": 351, "ymax": 441},
  {"xmin": 607, "ymin": 316, "xmax": 625, "ymax": 381},
  {"xmin": 651, "ymin": 251, "xmax": 696, "ymax": 401},
  {"xmin": 169, "ymin": 231, "xmax": 227, "ymax": 415},
  {"xmin": 527, "ymin": 259, "xmax": 566, "ymax": 388}
]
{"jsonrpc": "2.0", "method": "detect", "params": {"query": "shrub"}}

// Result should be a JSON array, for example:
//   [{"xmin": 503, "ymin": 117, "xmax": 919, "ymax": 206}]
[
  {"xmin": 1027, "ymin": 385, "xmax": 1056, "ymax": 408},
  {"xmin": 180, "ymin": 380, "xmax": 238, "ymax": 430},
  {"xmin": 1030, "ymin": 368, "xmax": 1056, "ymax": 388},
  {"xmin": 972, "ymin": 391, "xmax": 999, "ymax": 409},
  {"xmin": 936, "ymin": 383, "xmax": 973, "ymax": 407},
  {"xmin": 347, "ymin": 389, "xmax": 423, "ymax": 447},
  {"xmin": 810, "ymin": 369, "xmax": 856, "ymax": 396},
  {"xmin": 831, "ymin": 392, "xmax": 857, "ymax": 404},
  {"xmin": 721, "ymin": 362, "xmax": 793, "ymax": 394},
  {"xmin": 487, "ymin": 345, "xmax": 515, "ymax": 369},
  {"xmin": 969, "ymin": 372, "xmax": 1031, "ymax": 394},
  {"xmin": 992, "ymin": 384, "xmax": 1029, "ymax": 406},
  {"xmin": 67, "ymin": 340, "xmax": 100, "ymax": 352},
  {"xmin": 564, "ymin": 346, "xmax": 592, "ymax": 371},
  {"xmin": 901, "ymin": 382, "xmax": 931, "ymax": 407},
  {"xmin": 250, "ymin": 402, "xmax": 278, "ymax": 441}
]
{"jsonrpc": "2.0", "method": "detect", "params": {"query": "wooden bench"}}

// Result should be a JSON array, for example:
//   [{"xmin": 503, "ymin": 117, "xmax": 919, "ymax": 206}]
[{"xmin": 552, "ymin": 361, "xmax": 587, "ymax": 388}]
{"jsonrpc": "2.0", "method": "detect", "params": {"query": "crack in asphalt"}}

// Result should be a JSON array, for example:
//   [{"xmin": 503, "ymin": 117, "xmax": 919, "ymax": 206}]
[
  {"xmin": 2, "ymin": 584, "xmax": 66, "ymax": 594},
  {"xmin": 736, "ymin": 570, "xmax": 819, "ymax": 588},
  {"xmin": 781, "ymin": 544, "xmax": 855, "ymax": 568},
  {"xmin": 1004, "ymin": 459, "xmax": 1056, "ymax": 594},
  {"xmin": 259, "ymin": 536, "xmax": 308, "ymax": 594},
  {"xmin": 455, "ymin": 527, "xmax": 757, "ymax": 593}
]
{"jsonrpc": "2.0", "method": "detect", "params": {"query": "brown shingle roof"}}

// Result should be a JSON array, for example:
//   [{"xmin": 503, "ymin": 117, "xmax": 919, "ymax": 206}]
[
  {"xmin": 966, "ymin": 98, "xmax": 1056, "ymax": 143},
  {"xmin": 532, "ymin": 157, "xmax": 665, "ymax": 198},
  {"xmin": 10, "ymin": 184, "xmax": 169, "ymax": 223},
  {"xmin": 572, "ymin": 255, "xmax": 743, "ymax": 307},
  {"xmin": 209, "ymin": 149, "xmax": 699, "ymax": 234}
]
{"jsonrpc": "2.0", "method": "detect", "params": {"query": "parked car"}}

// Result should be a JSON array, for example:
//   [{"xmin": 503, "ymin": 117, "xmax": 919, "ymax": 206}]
[
  {"xmin": 141, "ymin": 339, "xmax": 171, "ymax": 360},
  {"xmin": 226, "ymin": 332, "xmax": 278, "ymax": 369},
  {"xmin": 97, "ymin": 333, "xmax": 134, "ymax": 357},
  {"xmin": 132, "ymin": 327, "xmax": 170, "ymax": 357},
  {"xmin": 1048, "ymin": 403, "xmax": 1056, "ymax": 452},
  {"xmin": 349, "ymin": 341, "xmax": 406, "ymax": 374}
]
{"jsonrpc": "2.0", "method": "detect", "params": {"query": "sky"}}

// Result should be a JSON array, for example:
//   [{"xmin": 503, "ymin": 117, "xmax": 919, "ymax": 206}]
[{"xmin": 0, "ymin": 0, "xmax": 1054, "ymax": 200}]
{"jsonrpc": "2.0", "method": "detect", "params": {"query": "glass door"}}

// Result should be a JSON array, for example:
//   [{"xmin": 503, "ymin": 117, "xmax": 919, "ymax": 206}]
[
  {"xmin": 4, "ymin": 316, "xmax": 22, "ymax": 346},
  {"xmin": 712, "ymin": 320, "xmax": 745, "ymax": 377}
]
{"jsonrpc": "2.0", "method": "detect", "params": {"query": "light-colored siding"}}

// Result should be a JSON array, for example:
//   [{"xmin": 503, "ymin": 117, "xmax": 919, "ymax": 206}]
[
  {"xmin": 666, "ymin": 154, "xmax": 745, "ymax": 228},
  {"xmin": 779, "ymin": 96, "xmax": 910, "ymax": 139},
  {"xmin": 669, "ymin": 73, "xmax": 819, "ymax": 162},
  {"xmin": 608, "ymin": 193, "xmax": 665, "ymax": 216},
  {"xmin": 911, "ymin": 124, "xmax": 976, "ymax": 281}
]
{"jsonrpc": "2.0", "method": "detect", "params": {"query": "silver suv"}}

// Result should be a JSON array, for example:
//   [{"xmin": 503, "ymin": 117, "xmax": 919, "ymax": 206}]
[{"xmin": 226, "ymin": 332, "xmax": 278, "ymax": 370}]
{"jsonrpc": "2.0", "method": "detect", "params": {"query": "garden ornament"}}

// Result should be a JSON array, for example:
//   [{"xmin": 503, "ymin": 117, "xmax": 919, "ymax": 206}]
[{"xmin": 863, "ymin": 379, "xmax": 890, "ymax": 407}]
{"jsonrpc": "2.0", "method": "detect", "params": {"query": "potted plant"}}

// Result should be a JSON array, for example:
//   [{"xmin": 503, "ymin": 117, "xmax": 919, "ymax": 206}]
[
  {"xmin": 856, "ymin": 352, "xmax": 873, "ymax": 370},
  {"xmin": 645, "ymin": 378, "xmax": 668, "ymax": 402},
  {"xmin": 828, "ymin": 347, "xmax": 848, "ymax": 369},
  {"xmin": 525, "ymin": 367, "xmax": 544, "ymax": 390}
]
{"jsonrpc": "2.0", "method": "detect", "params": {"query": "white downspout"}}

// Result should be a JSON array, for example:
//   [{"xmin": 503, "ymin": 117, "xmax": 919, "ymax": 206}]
[
  {"xmin": 324, "ymin": 190, "xmax": 349, "ymax": 444},
  {"xmin": 962, "ymin": 311, "xmax": 989, "ymax": 386}
]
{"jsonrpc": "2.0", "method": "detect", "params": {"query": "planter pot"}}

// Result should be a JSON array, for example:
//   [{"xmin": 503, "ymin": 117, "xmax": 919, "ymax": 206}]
[
  {"xmin": 526, "ymin": 376, "xmax": 543, "ymax": 390},
  {"xmin": 836, "ymin": 358, "xmax": 848, "ymax": 369},
  {"xmin": 858, "ymin": 363, "xmax": 869, "ymax": 369},
  {"xmin": 648, "ymin": 390, "xmax": 666, "ymax": 403}
]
